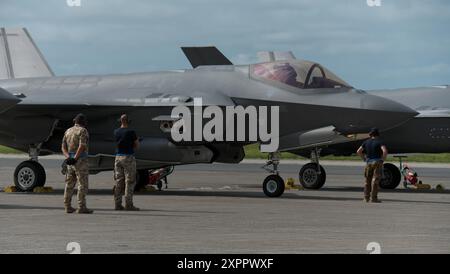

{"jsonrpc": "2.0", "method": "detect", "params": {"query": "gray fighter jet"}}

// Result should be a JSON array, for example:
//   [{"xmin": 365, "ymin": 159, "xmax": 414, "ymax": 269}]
[
  {"xmin": 292, "ymin": 86, "xmax": 450, "ymax": 190},
  {"xmin": 0, "ymin": 28, "xmax": 417, "ymax": 197}
]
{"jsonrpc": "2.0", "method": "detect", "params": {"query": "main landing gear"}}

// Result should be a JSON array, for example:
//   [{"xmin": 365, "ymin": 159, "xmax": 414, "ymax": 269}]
[
  {"xmin": 262, "ymin": 152, "xmax": 285, "ymax": 197},
  {"xmin": 296, "ymin": 148, "xmax": 401, "ymax": 190},
  {"xmin": 299, "ymin": 148, "xmax": 326, "ymax": 189},
  {"xmin": 14, "ymin": 146, "xmax": 46, "ymax": 192},
  {"xmin": 261, "ymin": 148, "xmax": 402, "ymax": 193},
  {"xmin": 261, "ymin": 149, "xmax": 327, "ymax": 196},
  {"xmin": 380, "ymin": 161, "xmax": 401, "ymax": 189}
]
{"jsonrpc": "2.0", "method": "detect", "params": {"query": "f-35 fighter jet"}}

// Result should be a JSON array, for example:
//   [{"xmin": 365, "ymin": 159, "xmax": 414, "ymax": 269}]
[{"xmin": 0, "ymin": 28, "xmax": 417, "ymax": 196}]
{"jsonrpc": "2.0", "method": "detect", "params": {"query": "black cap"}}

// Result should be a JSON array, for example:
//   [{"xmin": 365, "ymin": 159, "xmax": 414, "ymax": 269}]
[
  {"xmin": 73, "ymin": 113, "xmax": 87, "ymax": 126},
  {"xmin": 369, "ymin": 127, "xmax": 380, "ymax": 137}
]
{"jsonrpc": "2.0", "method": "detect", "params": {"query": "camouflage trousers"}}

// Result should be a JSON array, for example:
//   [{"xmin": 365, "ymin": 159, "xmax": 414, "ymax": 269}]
[
  {"xmin": 364, "ymin": 160, "xmax": 383, "ymax": 200},
  {"xmin": 64, "ymin": 158, "xmax": 89, "ymax": 208},
  {"xmin": 114, "ymin": 155, "xmax": 136, "ymax": 207}
]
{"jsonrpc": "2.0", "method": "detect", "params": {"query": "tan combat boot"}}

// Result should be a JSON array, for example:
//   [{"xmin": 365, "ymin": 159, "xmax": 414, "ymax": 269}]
[
  {"xmin": 77, "ymin": 207, "xmax": 94, "ymax": 214},
  {"xmin": 65, "ymin": 206, "xmax": 76, "ymax": 214},
  {"xmin": 115, "ymin": 204, "xmax": 125, "ymax": 211},
  {"xmin": 125, "ymin": 204, "xmax": 140, "ymax": 211}
]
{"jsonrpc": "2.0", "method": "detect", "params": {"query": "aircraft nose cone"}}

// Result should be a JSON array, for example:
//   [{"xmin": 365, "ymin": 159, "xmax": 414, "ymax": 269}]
[{"xmin": 360, "ymin": 94, "xmax": 418, "ymax": 131}]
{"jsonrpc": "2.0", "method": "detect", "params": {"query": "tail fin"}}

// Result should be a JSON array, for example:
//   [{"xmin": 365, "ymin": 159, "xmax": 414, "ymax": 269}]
[
  {"xmin": 181, "ymin": 46, "xmax": 233, "ymax": 68},
  {"xmin": 0, "ymin": 28, "xmax": 54, "ymax": 80}
]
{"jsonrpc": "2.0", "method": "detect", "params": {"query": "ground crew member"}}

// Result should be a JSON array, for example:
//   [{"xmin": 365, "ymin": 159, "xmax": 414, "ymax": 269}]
[
  {"xmin": 113, "ymin": 114, "xmax": 140, "ymax": 211},
  {"xmin": 357, "ymin": 128, "xmax": 388, "ymax": 203},
  {"xmin": 62, "ymin": 113, "xmax": 93, "ymax": 214}
]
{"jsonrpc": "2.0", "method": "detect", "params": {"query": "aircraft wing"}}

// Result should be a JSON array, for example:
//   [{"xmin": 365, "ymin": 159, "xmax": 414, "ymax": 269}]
[{"xmin": 277, "ymin": 126, "xmax": 368, "ymax": 152}]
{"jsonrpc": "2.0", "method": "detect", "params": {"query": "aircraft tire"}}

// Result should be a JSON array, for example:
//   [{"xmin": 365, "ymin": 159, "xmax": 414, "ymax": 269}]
[
  {"xmin": 263, "ymin": 175, "xmax": 285, "ymax": 197},
  {"xmin": 299, "ymin": 163, "xmax": 326, "ymax": 189},
  {"xmin": 36, "ymin": 163, "xmax": 47, "ymax": 187},
  {"xmin": 156, "ymin": 180, "xmax": 163, "ymax": 191},
  {"xmin": 380, "ymin": 163, "xmax": 401, "ymax": 189},
  {"xmin": 14, "ymin": 161, "xmax": 46, "ymax": 192},
  {"xmin": 134, "ymin": 169, "xmax": 149, "ymax": 191}
]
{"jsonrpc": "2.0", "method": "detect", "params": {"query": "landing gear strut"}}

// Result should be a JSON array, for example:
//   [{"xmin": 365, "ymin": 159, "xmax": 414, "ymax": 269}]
[
  {"xmin": 261, "ymin": 152, "xmax": 285, "ymax": 197},
  {"xmin": 14, "ymin": 146, "xmax": 46, "ymax": 192},
  {"xmin": 299, "ymin": 148, "xmax": 327, "ymax": 189}
]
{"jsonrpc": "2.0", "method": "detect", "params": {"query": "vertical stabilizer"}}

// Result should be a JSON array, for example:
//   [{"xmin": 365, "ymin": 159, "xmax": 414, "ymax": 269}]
[{"xmin": 0, "ymin": 27, "xmax": 54, "ymax": 79}]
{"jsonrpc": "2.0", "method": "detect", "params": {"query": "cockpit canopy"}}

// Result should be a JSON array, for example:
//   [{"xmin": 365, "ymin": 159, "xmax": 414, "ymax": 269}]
[{"xmin": 252, "ymin": 60, "xmax": 351, "ymax": 89}]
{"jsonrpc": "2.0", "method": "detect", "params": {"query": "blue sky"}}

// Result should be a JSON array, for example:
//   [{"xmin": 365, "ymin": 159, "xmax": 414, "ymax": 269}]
[{"xmin": 1, "ymin": 0, "xmax": 449, "ymax": 89}]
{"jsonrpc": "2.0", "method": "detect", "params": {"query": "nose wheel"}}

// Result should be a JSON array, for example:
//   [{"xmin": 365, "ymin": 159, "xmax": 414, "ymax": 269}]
[
  {"xmin": 261, "ymin": 152, "xmax": 285, "ymax": 197},
  {"xmin": 263, "ymin": 174, "xmax": 285, "ymax": 197},
  {"xmin": 14, "ymin": 160, "xmax": 46, "ymax": 192}
]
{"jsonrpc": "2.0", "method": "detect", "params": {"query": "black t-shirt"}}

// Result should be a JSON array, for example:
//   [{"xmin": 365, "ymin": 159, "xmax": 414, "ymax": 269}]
[
  {"xmin": 114, "ymin": 128, "xmax": 138, "ymax": 155},
  {"xmin": 362, "ymin": 138, "xmax": 385, "ymax": 161}
]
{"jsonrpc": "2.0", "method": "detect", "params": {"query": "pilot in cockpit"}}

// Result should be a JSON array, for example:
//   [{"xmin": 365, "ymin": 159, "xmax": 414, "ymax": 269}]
[
  {"xmin": 255, "ymin": 62, "xmax": 304, "ymax": 88},
  {"xmin": 271, "ymin": 63, "xmax": 304, "ymax": 88}
]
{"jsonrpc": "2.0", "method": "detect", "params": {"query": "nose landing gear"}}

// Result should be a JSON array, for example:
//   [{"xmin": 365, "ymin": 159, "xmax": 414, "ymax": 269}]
[
  {"xmin": 261, "ymin": 152, "xmax": 285, "ymax": 197},
  {"xmin": 13, "ymin": 146, "xmax": 46, "ymax": 192}
]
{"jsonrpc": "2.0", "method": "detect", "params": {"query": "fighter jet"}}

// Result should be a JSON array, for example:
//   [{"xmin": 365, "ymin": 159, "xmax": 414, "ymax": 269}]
[
  {"xmin": 292, "ymin": 85, "xmax": 450, "ymax": 190},
  {"xmin": 0, "ymin": 28, "xmax": 417, "ymax": 197}
]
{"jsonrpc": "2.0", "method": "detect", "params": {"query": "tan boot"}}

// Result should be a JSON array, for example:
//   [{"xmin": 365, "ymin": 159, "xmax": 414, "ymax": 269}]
[
  {"xmin": 65, "ymin": 206, "xmax": 76, "ymax": 214},
  {"xmin": 371, "ymin": 198, "xmax": 382, "ymax": 203},
  {"xmin": 115, "ymin": 204, "xmax": 125, "ymax": 211},
  {"xmin": 125, "ymin": 205, "xmax": 140, "ymax": 211},
  {"xmin": 77, "ymin": 207, "xmax": 94, "ymax": 214}
]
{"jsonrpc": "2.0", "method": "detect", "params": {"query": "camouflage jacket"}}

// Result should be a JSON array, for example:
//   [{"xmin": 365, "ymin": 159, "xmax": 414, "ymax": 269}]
[{"xmin": 62, "ymin": 125, "xmax": 89, "ymax": 155}]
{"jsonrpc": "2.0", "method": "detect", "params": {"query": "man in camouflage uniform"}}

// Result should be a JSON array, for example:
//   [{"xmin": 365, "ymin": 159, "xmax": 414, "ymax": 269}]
[
  {"xmin": 113, "ymin": 114, "xmax": 140, "ymax": 211},
  {"xmin": 61, "ymin": 113, "xmax": 93, "ymax": 214}
]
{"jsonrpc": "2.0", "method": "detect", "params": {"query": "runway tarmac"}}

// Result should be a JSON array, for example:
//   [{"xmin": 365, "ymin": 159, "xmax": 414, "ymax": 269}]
[{"xmin": 0, "ymin": 157, "xmax": 449, "ymax": 254}]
